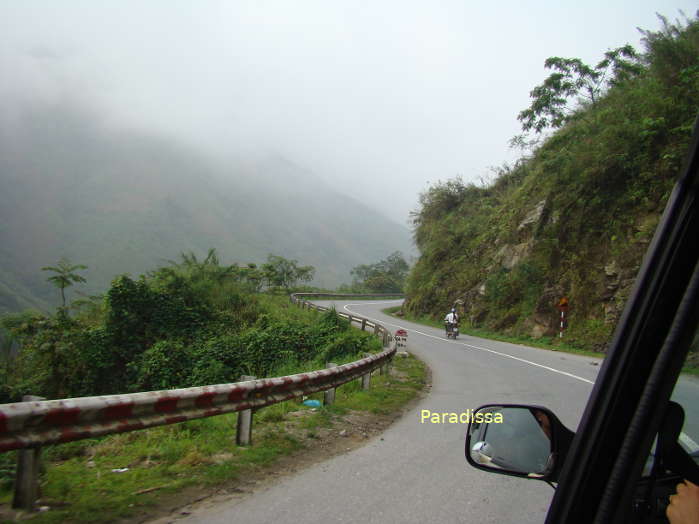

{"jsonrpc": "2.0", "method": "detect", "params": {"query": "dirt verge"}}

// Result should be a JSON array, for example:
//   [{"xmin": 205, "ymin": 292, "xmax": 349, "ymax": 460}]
[{"xmin": 140, "ymin": 364, "xmax": 432, "ymax": 523}]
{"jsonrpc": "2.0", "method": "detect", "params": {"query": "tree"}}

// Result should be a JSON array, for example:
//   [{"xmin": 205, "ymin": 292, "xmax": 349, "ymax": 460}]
[
  {"xmin": 350, "ymin": 251, "xmax": 409, "ymax": 293},
  {"xmin": 262, "ymin": 254, "xmax": 315, "ymax": 292},
  {"xmin": 517, "ymin": 45, "xmax": 643, "ymax": 134},
  {"xmin": 41, "ymin": 258, "xmax": 88, "ymax": 308},
  {"xmin": 638, "ymin": 12, "xmax": 699, "ymax": 89},
  {"xmin": 169, "ymin": 248, "xmax": 238, "ymax": 283},
  {"xmin": 241, "ymin": 263, "xmax": 264, "ymax": 292}
]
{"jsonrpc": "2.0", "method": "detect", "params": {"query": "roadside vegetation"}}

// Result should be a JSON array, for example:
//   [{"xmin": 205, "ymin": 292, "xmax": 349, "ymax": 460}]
[
  {"xmin": 0, "ymin": 354, "xmax": 426, "ymax": 523},
  {"xmin": 0, "ymin": 250, "xmax": 363, "ymax": 403},
  {"xmin": 404, "ymin": 13, "xmax": 699, "ymax": 358},
  {"xmin": 382, "ymin": 305, "xmax": 602, "ymax": 359},
  {"xmin": 382, "ymin": 305, "xmax": 699, "ymax": 376},
  {"xmin": 0, "ymin": 249, "xmax": 428, "ymax": 521},
  {"xmin": 337, "ymin": 251, "xmax": 410, "ymax": 294}
]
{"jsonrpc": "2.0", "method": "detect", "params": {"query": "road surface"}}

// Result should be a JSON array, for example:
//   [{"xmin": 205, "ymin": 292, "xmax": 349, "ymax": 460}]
[{"xmin": 168, "ymin": 299, "xmax": 613, "ymax": 523}]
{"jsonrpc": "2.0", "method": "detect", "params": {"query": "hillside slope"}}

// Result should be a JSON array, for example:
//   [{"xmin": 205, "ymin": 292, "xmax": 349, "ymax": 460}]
[
  {"xmin": 404, "ymin": 16, "xmax": 699, "ymax": 351},
  {"xmin": 0, "ymin": 102, "xmax": 413, "ymax": 313}
]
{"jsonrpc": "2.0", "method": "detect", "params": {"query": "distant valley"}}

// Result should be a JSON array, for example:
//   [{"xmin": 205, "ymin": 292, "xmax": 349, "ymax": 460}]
[{"xmin": 0, "ymin": 101, "xmax": 413, "ymax": 313}]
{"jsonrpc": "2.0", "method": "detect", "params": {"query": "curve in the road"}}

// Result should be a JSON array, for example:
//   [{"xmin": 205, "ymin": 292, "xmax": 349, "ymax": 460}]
[
  {"xmin": 164, "ymin": 299, "xmax": 601, "ymax": 524},
  {"xmin": 343, "ymin": 301, "xmax": 594, "ymax": 385}
]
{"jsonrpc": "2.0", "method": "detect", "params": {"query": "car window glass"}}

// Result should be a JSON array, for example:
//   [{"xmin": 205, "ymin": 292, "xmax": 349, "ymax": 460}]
[
  {"xmin": 670, "ymin": 325, "xmax": 699, "ymax": 463},
  {"xmin": 479, "ymin": 408, "xmax": 550, "ymax": 473},
  {"xmin": 643, "ymin": 325, "xmax": 699, "ymax": 476}
]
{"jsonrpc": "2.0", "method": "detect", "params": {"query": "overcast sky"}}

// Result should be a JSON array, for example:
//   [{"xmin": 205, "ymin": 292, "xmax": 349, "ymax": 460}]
[{"xmin": 1, "ymin": 1, "xmax": 696, "ymax": 225}]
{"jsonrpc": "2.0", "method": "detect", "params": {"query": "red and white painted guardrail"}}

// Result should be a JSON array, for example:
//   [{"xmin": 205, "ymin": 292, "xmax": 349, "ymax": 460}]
[
  {"xmin": 0, "ymin": 349, "xmax": 393, "ymax": 453},
  {"xmin": 3, "ymin": 293, "xmax": 404, "ymax": 510},
  {"xmin": 0, "ymin": 293, "xmax": 403, "ymax": 454},
  {"xmin": 290, "ymin": 292, "xmax": 404, "ymax": 345}
]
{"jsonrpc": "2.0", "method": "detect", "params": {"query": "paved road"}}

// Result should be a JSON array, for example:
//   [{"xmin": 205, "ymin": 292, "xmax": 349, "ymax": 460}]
[{"xmin": 173, "ymin": 299, "xmax": 607, "ymax": 523}]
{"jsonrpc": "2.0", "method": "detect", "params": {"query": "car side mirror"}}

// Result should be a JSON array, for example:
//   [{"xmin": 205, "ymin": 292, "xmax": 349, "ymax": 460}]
[{"xmin": 465, "ymin": 404, "xmax": 575, "ymax": 483}]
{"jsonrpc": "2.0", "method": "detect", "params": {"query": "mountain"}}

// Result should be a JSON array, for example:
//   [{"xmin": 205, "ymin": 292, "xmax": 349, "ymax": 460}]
[
  {"xmin": 404, "ymin": 16, "xmax": 699, "ymax": 351},
  {"xmin": 0, "ymin": 102, "xmax": 413, "ymax": 313}
]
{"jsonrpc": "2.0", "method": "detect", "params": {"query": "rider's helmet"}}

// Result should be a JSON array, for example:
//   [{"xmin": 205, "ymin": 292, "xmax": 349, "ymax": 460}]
[{"xmin": 451, "ymin": 308, "xmax": 456, "ymax": 313}]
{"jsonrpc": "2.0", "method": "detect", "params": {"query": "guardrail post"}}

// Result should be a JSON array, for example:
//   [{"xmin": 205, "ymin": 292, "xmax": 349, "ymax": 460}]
[
  {"xmin": 236, "ymin": 376, "xmax": 256, "ymax": 446},
  {"xmin": 324, "ymin": 363, "xmax": 337, "ymax": 406},
  {"xmin": 382, "ymin": 331, "xmax": 389, "ymax": 347},
  {"xmin": 374, "ymin": 325, "xmax": 380, "ymax": 336},
  {"xmin": 361, "ymin": 370, "xmax": 371, "ymax": 390},
  {"xmin": 347, "ymin": 315, "xmax": 353, "ymax": 324},
  {"xmin": 380, "ymin": 357, "xmax": 391, "ymax": 376},
  {"xmin": 13, "ymin": 395, "xmax": 45, "ymax": 512},
  {"xmin": 361, "ymin": 318, "xmax": 367, "ymax": 331}
]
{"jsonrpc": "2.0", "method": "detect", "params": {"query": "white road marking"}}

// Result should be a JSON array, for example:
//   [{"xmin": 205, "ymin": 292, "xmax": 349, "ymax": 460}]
[
  {"xmin": 344, "ymin": 301, "xmax": 404, "ymax": 306},
  {"xmin": 680, "ymin": 432, "xmax": 699, "ymax": 453},
  {"xmin": 341, "ymin": 302, "xmax": 595, "ymax": 385}
]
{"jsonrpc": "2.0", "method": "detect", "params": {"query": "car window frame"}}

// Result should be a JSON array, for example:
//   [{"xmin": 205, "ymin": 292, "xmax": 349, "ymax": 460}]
[{"xmin": 545, "ymin": 117, "xmax": 699, "ymax": 524}]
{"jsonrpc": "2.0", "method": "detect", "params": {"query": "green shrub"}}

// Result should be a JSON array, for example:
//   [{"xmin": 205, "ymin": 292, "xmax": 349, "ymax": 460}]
[
  {"xmin": 190, "ymin": 358, "xmax": 233, "ymax": 386},
  {"xmin": 135, "ymin": 340, "xmax": 194, "ymax": 390},
  {"xmin": 321, "ymin": 329, "xmax": 382, "ymax": 363},
  {"xmin": 189, "ymin": 333, "xmax": 246, "ymax": 383},
  {"xmin": 1, "ymin": 264, "xmax": 381, "ymax": 399}
]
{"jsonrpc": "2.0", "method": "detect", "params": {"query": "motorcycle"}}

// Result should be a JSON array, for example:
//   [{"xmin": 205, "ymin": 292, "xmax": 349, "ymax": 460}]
[{"xmin": 445, "ymin": 321, "xmax": 459, "ymax": 339}]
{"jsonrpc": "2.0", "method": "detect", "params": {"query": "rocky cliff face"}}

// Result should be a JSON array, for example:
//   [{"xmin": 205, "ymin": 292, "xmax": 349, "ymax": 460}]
[
  {"xmin": 488, "ymin": 200, "xmax": 647, "ymax": 340},
  {"xmin": 404, "ymin": 137, "xmax": 676, "ymax": 351},
  {"xmin": 404, "ymin": 15, "xmax": 698, "ymax": 351},
  {"xmin": 463, "ymin": 192, "xmax": 657, "ymax": 349}
]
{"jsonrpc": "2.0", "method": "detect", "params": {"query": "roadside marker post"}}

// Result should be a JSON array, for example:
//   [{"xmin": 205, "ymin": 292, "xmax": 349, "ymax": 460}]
[
  {"xmin": 395, "ymin": 329, "xmax": 408, "ymax": 350},
  {"xmin": 558, "ymin": 297, "xmax": 569, "ymax": 338}
]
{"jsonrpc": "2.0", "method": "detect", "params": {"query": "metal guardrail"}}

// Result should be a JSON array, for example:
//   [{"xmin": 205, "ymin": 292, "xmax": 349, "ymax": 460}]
[
  {"xmin": 1, "ymin": 295, "xmax": 401, "ymax": 454},
  {"xmin": 0, "ymin": 350, "xmax": 392, "ymax": 454},
  {"xmin": 290, "ymin": 292, "xmax": 404, "ymax": 346},
  {"xmin": 1, "ymin": 293, "xmax": 401, "ymax": 510}
]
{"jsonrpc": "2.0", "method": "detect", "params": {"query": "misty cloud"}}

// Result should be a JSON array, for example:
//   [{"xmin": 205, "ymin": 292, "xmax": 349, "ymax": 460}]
[{"xmin": 1, "ymin": 1, "xmax": 695, "ymax": 223}]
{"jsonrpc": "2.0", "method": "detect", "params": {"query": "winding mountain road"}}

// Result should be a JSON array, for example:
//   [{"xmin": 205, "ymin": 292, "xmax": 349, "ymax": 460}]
[{"xmin": 169, "ymin": 299, "xmax": 608, "ymax": 523}]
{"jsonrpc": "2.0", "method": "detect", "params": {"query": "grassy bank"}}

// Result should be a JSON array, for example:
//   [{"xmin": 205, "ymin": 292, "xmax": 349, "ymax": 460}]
[
  {"xmin": 382, "ymin": 306, "xmax": 699, "ymax": 376},
  {"xmin": 0, "ymin": 354, "xmax": 426, "ymax": 523},
  {"xmin": 381, "ymin": 306, "xmax": 603, "ymax": 359}
]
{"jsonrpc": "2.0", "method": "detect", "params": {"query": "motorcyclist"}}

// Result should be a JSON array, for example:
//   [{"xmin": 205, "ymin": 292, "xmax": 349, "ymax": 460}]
[{"xmin": 444, "ymin": 308, "xmax": 458, "ymax": 337}]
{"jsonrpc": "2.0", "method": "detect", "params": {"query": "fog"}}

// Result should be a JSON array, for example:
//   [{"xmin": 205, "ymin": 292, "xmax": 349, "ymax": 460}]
[{"xmin": 1, "ymin": 1, "xmax": 695, "ymax": 224}]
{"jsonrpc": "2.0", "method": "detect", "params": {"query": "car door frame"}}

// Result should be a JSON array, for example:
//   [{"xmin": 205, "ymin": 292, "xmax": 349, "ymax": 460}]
[{"xmin": 545, "ymin": 118, "xmax": 699, "ymax": 523}]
